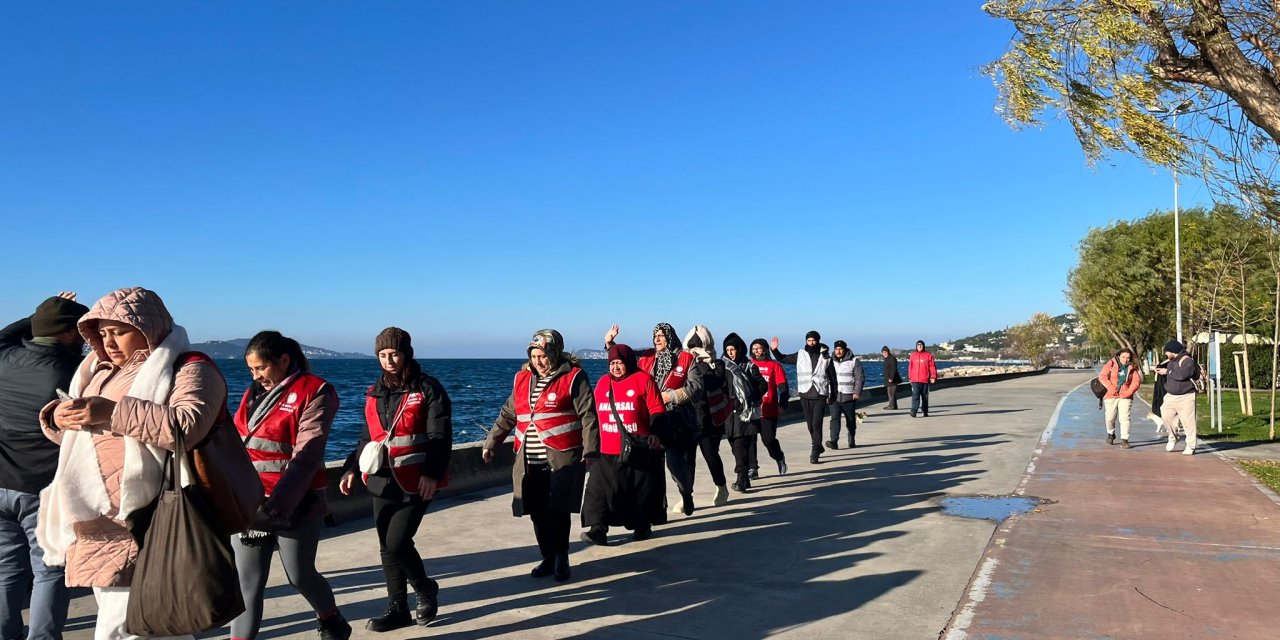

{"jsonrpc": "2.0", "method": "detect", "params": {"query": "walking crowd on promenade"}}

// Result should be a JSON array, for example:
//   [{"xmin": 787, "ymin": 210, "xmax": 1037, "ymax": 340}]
[{"xmin": 0, "ymin": 287, "xmax": 952, "ymax": 640}]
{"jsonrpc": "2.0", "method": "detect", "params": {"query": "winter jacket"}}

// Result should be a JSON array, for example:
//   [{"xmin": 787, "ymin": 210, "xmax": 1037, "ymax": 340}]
[
  {"xmin": 38, "ymin": 289, "xmax": 224, "ymax": 587},
  {"xmin": 343, "ymin": 373, "xmax": 452, "ymax": 498},
  {"xmin": 0, "ymin": 318, "xmax": 82, "ymax": 494},
  {"xmin": 485, "ymin": 360, "xmax": 599, "ymax": 516},
  {"xmin": 908, "ymin": 350, "xmax": 938, "ymax": 384},
  {"xmin": 1164, "ymin": 353, "xmax": 1200, "ymax": 396},
  {"xmin": 1100, "ymin": 358, "xmax": 1142, "ymax": 399},
  {"xmin": 832, "ymin": 352, "xmax": 865, "ymax": 402},
  {"xmin": 883, "ymin": 353, "xmax": 902, "ymax": 385}
]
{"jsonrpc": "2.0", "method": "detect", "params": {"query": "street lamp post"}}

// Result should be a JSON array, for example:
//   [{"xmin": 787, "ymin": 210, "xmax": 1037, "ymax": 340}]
[{"xmin": 1149, "ymin": 100, "xmax": 1194, "ymax": 344}]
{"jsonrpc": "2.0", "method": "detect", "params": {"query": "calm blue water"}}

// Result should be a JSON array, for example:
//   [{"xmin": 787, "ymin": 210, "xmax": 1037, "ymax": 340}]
[{"xmin": 217, "ymin": 358, "xmax": 974, "ymax": 460}]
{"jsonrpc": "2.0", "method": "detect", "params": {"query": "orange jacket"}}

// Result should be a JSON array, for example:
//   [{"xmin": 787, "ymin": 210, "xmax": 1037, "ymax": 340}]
[{"xmin": 1100, "ymin": 358, "xmax": 1142, "ymax": 399}]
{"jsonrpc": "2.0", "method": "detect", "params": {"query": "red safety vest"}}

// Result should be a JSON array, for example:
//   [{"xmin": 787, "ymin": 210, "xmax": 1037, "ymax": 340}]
[
  {"xmin": 363, "ymin": 385, "xmax": 449, "ymax": 491},
  {"xmin": 233, "ymin": 373, "xmax": 331, "ymax": 496},
  {"xmin": 593, "ymin": 371, "xmax": 665, "ymax": 455},
  {"xmin": 752, "ymin": 359, "xmax": 784, "ymax": 419},
  {"xmin": 638, "ymin": 351, "xmax": 695, "ymax": 391},
  {"xmin": 511, "ymin": 368, "xmax": 586, "ymax": 453}
]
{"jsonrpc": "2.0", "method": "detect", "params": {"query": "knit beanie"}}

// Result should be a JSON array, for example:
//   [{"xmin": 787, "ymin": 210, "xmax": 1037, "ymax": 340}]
[
  {"xmin": 834, "ymin": 340, "xmax": 848, "ymax": 349},
  {"xmin": 1163, "ymin": 340, "xmax": 1185, "ymax": 355},
  {"xmin": 805, "ymin": 330, "xmax": 821, "ymax": 342},
  {"xmin": 375, "ymin": 327, "xmax": 414, "ymax": 358},
  {"xmin": 31, "ymin": 297, "xmax": 89, "ymax": 338}
]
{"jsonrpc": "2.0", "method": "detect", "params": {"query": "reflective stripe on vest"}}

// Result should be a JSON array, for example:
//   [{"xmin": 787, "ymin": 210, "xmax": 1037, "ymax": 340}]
[
  {"xmin": 511, "ymin": 368, "xmax": 586, "ymax": 452},
  {"xmin": 834, "ymin": 358, "xmax": 859, "ymax": 394},
  {"xmin": 233, "ymin": 372, "xmax": 332, "ymax": 496},
  {"xmin": 796, "ymin": 351, "xmax": 831, "ymax": 395},
  {"xmin": 364, "ymin": 384, "xmax": 448, "ymax": 492}
]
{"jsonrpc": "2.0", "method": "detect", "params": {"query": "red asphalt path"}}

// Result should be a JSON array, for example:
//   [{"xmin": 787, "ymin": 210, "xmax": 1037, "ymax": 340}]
[{"xmin": 941, "ymin": 384, "xmax": 1280, "ymax": 640}]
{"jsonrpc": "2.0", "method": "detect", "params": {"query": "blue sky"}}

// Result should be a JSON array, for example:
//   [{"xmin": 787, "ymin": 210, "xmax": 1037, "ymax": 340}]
[{"xmin": 0, "ymin": 1, "xmax": 1208, "ymax": 356}]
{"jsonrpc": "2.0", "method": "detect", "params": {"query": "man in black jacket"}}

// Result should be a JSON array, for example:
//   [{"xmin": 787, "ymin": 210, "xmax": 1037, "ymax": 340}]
[
  {"xmin": 0, "ymin": 293, "xmax": 87, "ymax": 640},
  {"xmin": 881, "ymin": 346, "xmax": 901, "ymax": 410}
]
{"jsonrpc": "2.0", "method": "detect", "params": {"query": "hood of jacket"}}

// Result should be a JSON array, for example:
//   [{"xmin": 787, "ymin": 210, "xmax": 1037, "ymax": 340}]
[
  {"xmin": 77, "ymin": 287, "xmax": 174, "ymax": 364},
  {"xmin": 722, "ymin": 332, "xmax": 748, "ymax": 364}
]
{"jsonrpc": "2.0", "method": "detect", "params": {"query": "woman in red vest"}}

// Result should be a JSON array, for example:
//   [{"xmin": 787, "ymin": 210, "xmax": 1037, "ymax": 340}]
[
  {"xmin": 482, "ymin": 329, "xmax": 598, "ymax": 582},
  {"xmin": 580, "ymin": 343, "xmax": 667, "ymax": 544},
  {"xmin": 603, "ymin": 323, "xmax": 700, "ymax": 515},
  {"xmin": 339, "ymin": 328, "xmax": 452, "ymax": 631},
  {"xmin": 231, "ymin": 331, "xmax": 349, "ymax": 640}
]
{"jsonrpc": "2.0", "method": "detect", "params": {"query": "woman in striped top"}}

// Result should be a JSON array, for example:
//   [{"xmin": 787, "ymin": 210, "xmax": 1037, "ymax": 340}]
[{"xmin": 483, "ymin": 329, "xmax": 599, "ymax": 582}]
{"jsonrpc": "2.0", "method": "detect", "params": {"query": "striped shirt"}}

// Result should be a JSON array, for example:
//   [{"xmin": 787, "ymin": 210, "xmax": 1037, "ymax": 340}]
[{"xmin": 523, "ymin": 375, "xmax": 552, "ymax": 464}]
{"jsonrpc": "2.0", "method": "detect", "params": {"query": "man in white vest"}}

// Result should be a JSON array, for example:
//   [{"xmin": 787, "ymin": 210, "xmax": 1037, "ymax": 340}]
[
  {"xmin": 771, "ymin": 331, "xmax": 836, "ymax": 464},
  {"xmin": 826, "ymin": 340, "xmax": 864, "ymax": 449}
]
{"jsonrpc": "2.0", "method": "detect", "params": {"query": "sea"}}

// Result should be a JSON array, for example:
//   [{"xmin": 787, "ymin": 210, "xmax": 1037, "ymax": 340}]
[{"xmin": 218, "ymin": 358, "xmax": 981, "ymax": 461}]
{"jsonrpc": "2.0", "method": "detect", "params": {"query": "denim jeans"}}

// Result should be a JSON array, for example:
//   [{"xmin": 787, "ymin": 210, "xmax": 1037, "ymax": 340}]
[
  {"xmin": 0, "ymin": 488, "xmax": 69, "ymax": 640},
  {"xmin": 910, "ymin": 382, "xmax": 930, "ymax": 415}
]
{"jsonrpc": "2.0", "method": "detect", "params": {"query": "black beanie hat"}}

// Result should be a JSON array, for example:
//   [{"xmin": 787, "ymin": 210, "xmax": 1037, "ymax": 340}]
[
  {"xmin": 375, "ymin": 327, "xmax": 414, "ymax": 358},
  {"xmin": 805, "ymin": 330, "xmax": 821, "ymax": 342},
  {"xmin": 834, "ymin": 340, "xmax": 848, "ymax": 349},
  {"xmin": 1164, "ymin": 340, "xmax": 1185, "ymax": 354},
  {"xmin": 31, "ymin": 297, "xmax": 89, "ymax": 338}
]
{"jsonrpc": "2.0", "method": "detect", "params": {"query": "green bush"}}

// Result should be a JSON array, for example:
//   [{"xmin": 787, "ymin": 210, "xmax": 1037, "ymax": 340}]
[{"xmin": 1218, "ymin": 347, "xmax": 1276, "ymax": 390}]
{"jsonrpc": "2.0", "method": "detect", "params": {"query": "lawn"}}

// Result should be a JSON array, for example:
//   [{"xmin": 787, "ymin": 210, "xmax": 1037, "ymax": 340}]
[
  {"xmin": 1238, "ymin": 460, "xmax": 1280, "ymax": 495},
  {"xmin": 1138, "ymin": 382, "xmax": 1279, "ymax": 442}
]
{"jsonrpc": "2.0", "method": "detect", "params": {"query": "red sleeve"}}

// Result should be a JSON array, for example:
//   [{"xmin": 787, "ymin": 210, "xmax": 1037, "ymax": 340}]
[
  {"xmin": 929, "ymin": 355, "xmax": 938, "ymax": 379},
  {"xmin": 643, "ymin": 376, "xmax": 666, "ymax": 416},
  {"xmin": 774, "ymin": 363, "xmax": 787, "ymax": 384}
]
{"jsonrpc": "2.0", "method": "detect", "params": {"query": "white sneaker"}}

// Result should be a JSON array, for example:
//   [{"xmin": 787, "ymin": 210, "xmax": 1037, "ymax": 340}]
[
  {"xmin": 1165, "ymin": 440, "xmax": 1176, "ymax": 452},
  {"xmin": 712, "ymin": 485, "xmax": 729, "ymax": 507},
  {"xmin": 1183, "ymin": 446, "xmax": 1195, "ymax": 456},
  {"xmin": 670, "ymin": 500, "xmax": 685, "ymax": 515}
]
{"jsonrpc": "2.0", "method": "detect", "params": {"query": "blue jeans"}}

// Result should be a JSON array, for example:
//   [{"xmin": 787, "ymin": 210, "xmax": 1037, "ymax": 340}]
[
  {"xmin": 0, "ymin": 488, "xmax": 68, "ymax": 640},
  {"xmin": 910, "ymin": 382, "xmax": 930, "ymax": 415}
]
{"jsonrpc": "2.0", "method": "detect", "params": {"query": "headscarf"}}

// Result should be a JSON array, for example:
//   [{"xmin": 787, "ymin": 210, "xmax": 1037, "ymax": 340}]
[
  {"xmin": 750, "ymin": 338, "xmax": 771, "ymax": 361},
  {"xmin": 607, "ymin": 343, "xmax": 638, "ymax": 379},
  {"xmin": 529, "ymin": 328, "xmax": 566, "ymax": 366},
  {"xmin": 651, "ymin": 322, "xmax": 682, "ymax": 383},
  {"xmin": 722, "ymin": 333, "xmax": 748, "ymax": 365},
  {"xmin": 683, "ymin": 325, "xmax": 716, "ymax": 363}
]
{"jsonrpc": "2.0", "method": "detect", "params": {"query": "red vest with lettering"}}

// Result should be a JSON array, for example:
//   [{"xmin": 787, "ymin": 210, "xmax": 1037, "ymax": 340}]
[
  {"xmin": 593, "ymin": 371, "xmax": 665, "ymax": 455},
  {"xmin": 638, "ymin": 350, "xmax": 694, "ymax": 391},
  {"xmin": 233, "ymin": 373, "xmax": 331, "ymax": 496},
  {"xmin": 364, "ymin": 385, "xmax": 449, "ymax": 492},
  {"xmin": 511, "ymin": 368, "xmax": 586, "ymax": 453}
]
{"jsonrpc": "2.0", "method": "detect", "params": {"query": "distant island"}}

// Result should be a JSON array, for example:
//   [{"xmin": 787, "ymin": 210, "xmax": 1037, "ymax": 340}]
[{"xmin": 191, "ymin": 339, "xmax": 371, "ymax": 359}]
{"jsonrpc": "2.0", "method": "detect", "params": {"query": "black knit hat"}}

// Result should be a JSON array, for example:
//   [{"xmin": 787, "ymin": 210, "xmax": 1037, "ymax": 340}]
[
  {"xmin": 834, "ymin": 340, "xmax": 848, "ymax": 349},
  {"xmin": 805, "ymin": 330, "xmax": 821, "ymax": 342},
  {"xmin": 375, "ymin": 327, "xmax": 414, "ymax": 358},
  {"xmin": 31, "ymin": 297, "xmax": 89, "ymax": 338},
  {"xmin": 1163, "ymin": 340, "xmax": 1185, "ymax": 354}
]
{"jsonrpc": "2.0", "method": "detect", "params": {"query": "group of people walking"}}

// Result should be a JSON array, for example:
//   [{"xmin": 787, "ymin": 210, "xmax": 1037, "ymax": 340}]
[
  {"xmin": 1096, "ymin": 340, "xmax": 1202, "ymax": 455},
  {"xmin": 0, "ymin": 288, "xmax": 941, "ymax": 640}
]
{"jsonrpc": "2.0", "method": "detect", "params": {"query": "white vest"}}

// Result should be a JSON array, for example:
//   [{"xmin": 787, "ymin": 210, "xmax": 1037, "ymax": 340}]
[
  {"xmin": 834, "ymin": 357, "xmax": 860, "ymax": 394},
  {"xmin": 796, "ymin": 351, "xmax": 831, "ymax": 395}
]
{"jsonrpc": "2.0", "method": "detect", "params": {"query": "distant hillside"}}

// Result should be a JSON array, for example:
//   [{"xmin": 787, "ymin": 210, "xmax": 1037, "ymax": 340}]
[
  {"xmin": 937, "ymin": 314, "xmax": 1084, "ymax": 355},
  {"xmin": 574, "ymin": 349, "xmax": 608, "ymax": 360},
  {"xmin": 191, "ymin": 339, "xmax": 371, "ymax": 359}
]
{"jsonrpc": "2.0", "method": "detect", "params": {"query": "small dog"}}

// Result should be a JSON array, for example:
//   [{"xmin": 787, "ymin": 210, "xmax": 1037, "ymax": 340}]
[{"xmin": 1147, "ymin": 412, "xmax": 1184, "ymax": 436}]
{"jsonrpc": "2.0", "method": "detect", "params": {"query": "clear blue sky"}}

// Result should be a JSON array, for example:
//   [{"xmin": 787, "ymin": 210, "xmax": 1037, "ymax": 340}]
[{"xmin": 0, "ymin": 1, "xmax": 1209, "ymax": 357}]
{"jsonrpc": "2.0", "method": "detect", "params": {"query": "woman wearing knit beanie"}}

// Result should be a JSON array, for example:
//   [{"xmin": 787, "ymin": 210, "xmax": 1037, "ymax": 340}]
[{"xmin": 339, "ymin": 327, "xmax": 453, "ymax": 631}]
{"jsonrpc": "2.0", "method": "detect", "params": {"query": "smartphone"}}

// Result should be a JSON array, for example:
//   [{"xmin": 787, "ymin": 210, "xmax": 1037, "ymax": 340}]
[{"xmin": 56, "ymin": 389, "xmax": 72, "ymax": 401}]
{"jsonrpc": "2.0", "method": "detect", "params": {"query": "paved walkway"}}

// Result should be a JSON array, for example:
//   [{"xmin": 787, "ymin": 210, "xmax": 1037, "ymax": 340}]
[
  {"xmin": 56, "ymin": 370, "xmax": 1245, "ymax": 639},
  {"xmin": 942, "ymin": 381, "xmax": 1280, "ymax": 639}
]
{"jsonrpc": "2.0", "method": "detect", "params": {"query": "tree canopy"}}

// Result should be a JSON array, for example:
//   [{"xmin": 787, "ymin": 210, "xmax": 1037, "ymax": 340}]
[{"xmin": 985, "ymin": 1, "xmax": 1280, "ymax": 219}]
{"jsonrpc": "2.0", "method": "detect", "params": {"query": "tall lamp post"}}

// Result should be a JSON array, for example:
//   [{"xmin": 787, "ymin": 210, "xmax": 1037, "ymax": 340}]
[{"xmin": 1148, "ymin": 99, "xmax": 1194, "ymax": 344}]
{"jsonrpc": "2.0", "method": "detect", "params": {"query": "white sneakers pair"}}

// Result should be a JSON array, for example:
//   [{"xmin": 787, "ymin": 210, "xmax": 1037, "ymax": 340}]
[{"xmin": 1165, "ymin": 439, "xmax": 1195, "ymax": 455}]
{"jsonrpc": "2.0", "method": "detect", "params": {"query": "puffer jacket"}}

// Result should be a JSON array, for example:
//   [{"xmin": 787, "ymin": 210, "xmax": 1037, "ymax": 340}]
[
  {"xmin": 38, "ymin": 288, "xmax": 224, "ymax": 587},
  {"xmin": 1100, "ymin": 358, "xmax": 1142, "ymax": 399}
]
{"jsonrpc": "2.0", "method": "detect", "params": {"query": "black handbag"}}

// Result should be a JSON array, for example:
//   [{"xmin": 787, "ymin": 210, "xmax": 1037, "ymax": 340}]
[{"xmin": 126, "ymin": 423, "xmax": 245, "ymax": 636}]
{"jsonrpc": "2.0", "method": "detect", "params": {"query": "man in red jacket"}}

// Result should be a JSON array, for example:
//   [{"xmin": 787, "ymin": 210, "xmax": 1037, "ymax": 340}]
[{"xmin": 908, "ymin": 340, "xmax": 938, "ymax": 418}]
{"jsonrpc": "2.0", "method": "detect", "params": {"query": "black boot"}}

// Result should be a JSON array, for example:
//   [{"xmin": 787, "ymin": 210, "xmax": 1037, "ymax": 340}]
[
  {"xmin": 553, "ymin": 552, "xmax": 571, "ymax": 582},
  {"xmin": 681, "ymin": 492, "xmax": 694, "ymax": 516},
  {"xmin": 366, "ymin": 600, "xmax": 411, "ymax": 632},
  {"xmin": 530, "ymin": 556, "xmax": 554, "ymax": 578},
  {"xmin": 777, "ymin": 458, "xmax": 788, "ymax": 476},
  {"xmin": 415, "ymin": 579, "xmax": 439, "ymax": 626},
  {"xmin": 731, "ymin": 472, "xmax": 749, "ymax": 493},
  {"xmin": 580, "ymin": 527, "xmax": 609, "ymax": 546},
  {"xmin": 318, "ymin": 613, "xmax": 352, "ymax": 640}
]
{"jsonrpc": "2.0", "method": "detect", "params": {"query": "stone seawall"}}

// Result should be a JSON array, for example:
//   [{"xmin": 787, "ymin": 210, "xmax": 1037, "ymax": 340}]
[{"xmin": 324, "ymin": 366, "xmax": 1050, "ymax": 522}]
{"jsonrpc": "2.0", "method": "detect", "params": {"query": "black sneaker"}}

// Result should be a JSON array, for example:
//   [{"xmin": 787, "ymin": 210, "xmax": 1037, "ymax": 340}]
[
  {"xmin": 748, "ymin": 468, "xmax": 759, "ymax": 480},
  {"xmin": 809, "ymin": 453, "xmax": 820, "ymax": 464},
  {"xmin": 530, "ymin": 556, "xmax": 554, "ymax": 578},
  {"xmin": 910, "ymin": 412, "xmax": 917, "ymax": 418},
  {"xmin": 681, "ymin": 493, "xmax": 694, "ymax": 516},
  {"xmin": 319, "ymin": 613, "xmax": 352, "ymax": 639},
  {"xmin": 1107, "ymin": 434, "xmax": 1115, "ymax": 445},
  {"xmin": 824, "ymin": 440, "xmax": 838, "ymax": 451},
  {"xmin": 631, "ymin": 527, "xmax": 652, "ymax": 541},
  {"xmin": 553, "ymin": 553, "xmax": 571, "ymax": 582},
  {"xmin": 777, "ymin": 459, "xmax": 788, "ymax": 476},
  {"xmin": 580, "ymin": 528, "xmax": 609, "ymax": 546},
  {"xmin": 414, "ymin": 579, "xmax": 439, "ymax": 626}
]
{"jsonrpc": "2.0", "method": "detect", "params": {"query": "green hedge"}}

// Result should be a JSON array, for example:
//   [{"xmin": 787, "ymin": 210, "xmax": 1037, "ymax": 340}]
[{"xmin": 1218, "ymin": 347, "xmax": 1276, "ymax": 390}]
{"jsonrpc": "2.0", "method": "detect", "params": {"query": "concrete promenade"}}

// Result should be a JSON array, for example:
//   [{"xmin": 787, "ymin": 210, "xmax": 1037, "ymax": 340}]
[{"xmin": 51, "ymin": 370, "xmax": 1278, "ymax": 638}]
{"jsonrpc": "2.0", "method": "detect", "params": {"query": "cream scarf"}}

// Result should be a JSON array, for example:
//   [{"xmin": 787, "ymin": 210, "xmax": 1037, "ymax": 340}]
[{"xmin": 37, "ymin": 325, "xmax": 191, "ymax": 565}]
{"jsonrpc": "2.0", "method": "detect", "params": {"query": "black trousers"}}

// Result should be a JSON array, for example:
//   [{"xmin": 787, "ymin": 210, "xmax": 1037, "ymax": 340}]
[
  {"xmin": 801, "ymin": 397, "xmax": 827, "ymax": 454},
  {"xmin": 886, "ymin": 382, "xmax": 899, "ymax": 409},
  {"xmin": 695, "ymin": 433, "xmax": 727, "ymax": 487},
  {"xmin": 729, "ymin": 436, "xmax": 754, "ymax": 474},
  {"xmin": 829, "ymin": 400, "xmax": 858, "ymax": 445},
  {"xmin": 665, "ymin": 445, "xmax": 695, "ymax": 498},
  {"xmin": 372, "ymin": 494, "xmax": 433, "ymax": 603},
  {"xmin": 748, "ymin": 417, "xmax": 785, "ymax": 471},
  {"xmin": 524, "ymin": 463, "xmax": 571, "ymax": 557}
]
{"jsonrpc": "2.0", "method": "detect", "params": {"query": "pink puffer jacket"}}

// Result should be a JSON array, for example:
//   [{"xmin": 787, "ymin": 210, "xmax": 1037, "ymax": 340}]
[{"xmin": 39, "ymin": 287, "xmax": 225, "ymax": 587}]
